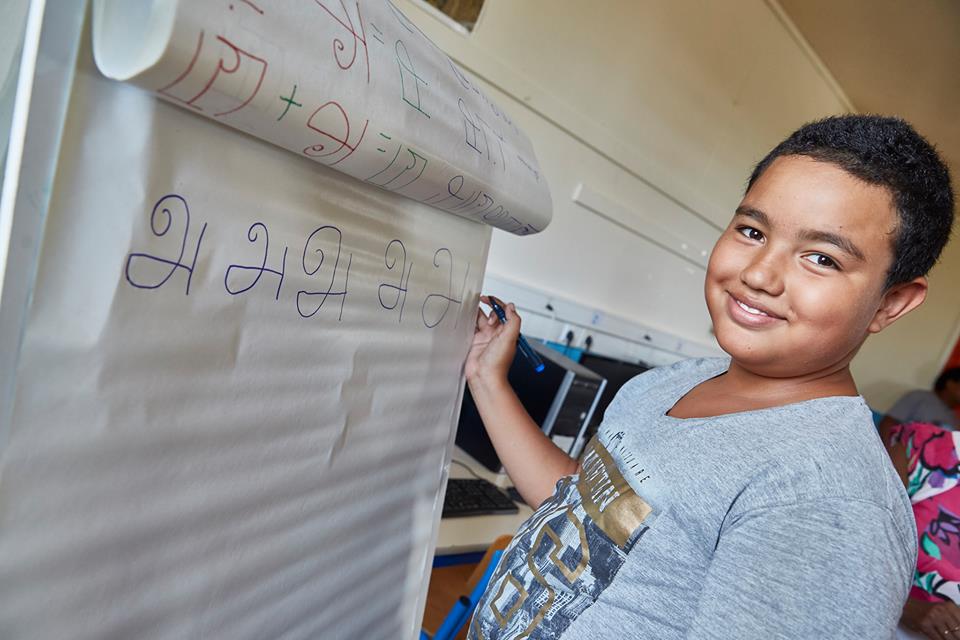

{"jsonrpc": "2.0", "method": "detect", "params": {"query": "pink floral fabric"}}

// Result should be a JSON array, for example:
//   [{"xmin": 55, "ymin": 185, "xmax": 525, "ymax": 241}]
[{"xmin": 891, "ymin": 422, "xmax": 960, "ymax": 602}]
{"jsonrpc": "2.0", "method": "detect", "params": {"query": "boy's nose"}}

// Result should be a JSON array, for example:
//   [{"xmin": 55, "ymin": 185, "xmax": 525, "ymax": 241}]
[{"xmin": 740, "ymin": 251, "xmax": 785, "ymax": 297}]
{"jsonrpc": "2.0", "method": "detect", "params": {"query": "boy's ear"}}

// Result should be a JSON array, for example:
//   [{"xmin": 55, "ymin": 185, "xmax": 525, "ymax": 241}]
[{"xmin": 868, "ymin": 276, "xmax": 928, "ymax": 333}]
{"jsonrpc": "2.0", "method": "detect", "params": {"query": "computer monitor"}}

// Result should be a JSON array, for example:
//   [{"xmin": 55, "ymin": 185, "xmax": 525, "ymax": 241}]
[
  {"xmin": 577, "ymin": 353, "xmax": 650, "ymax": 438},
  {"xmin": 455, "ymin": 341, "xmax": 606, "ymax": 472}
]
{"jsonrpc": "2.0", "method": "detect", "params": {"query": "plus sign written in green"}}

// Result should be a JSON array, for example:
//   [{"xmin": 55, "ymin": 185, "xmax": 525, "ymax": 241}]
[{"xmin": 277, "ymin": 84, "xmax": 303, "ymax": 121}]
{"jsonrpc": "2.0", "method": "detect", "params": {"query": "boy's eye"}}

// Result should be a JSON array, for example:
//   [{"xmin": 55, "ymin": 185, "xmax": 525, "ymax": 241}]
[
  {"xmin": 803, "ymin": 253, "xmax": 839, "ymax": 269},
  {"xmin": 736, "ymin": 226, "xmax": 764, "ymax": 242}
]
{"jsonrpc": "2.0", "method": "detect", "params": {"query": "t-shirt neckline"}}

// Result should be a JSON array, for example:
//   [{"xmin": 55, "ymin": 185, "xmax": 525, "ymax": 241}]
[{"xmin": 660, "ymin": 358, "xmax": 865, "ymax": 424}]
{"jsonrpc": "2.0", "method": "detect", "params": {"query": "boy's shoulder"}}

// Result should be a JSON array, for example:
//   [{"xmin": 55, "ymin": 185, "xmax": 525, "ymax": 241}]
[
  {"xmin": 613, "ymin": 358, "xmax": 906, "ymax": 505},
  {"xmin": 724, "ymin": 392, "xmax": 911, "ymax": 535}
]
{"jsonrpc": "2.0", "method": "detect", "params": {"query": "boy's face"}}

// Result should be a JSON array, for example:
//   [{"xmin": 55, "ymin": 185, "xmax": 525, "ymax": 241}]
[{"xmin": 705, "ymin": 155, "xmax": 905, "ymax": 378}]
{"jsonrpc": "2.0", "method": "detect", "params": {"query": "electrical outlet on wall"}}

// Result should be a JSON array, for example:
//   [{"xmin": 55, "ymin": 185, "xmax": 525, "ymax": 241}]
[
  {"xmin": 483, "ymin": 274, "xmax": 722, "ymax": 364},
  {"xmin": 571, "ymin": 328, "xmax": 587, "ymax": 347}
]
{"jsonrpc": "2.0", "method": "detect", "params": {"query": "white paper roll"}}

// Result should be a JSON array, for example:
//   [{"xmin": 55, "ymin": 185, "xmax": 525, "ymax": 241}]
[{"xmin": 91, "ymin": 0, "xmax": 553, "ymax": 235}]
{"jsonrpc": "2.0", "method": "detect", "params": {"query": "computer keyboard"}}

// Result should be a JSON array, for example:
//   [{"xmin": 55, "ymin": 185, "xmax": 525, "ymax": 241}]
[{"xmin": 442, "ymin": 478, "xmax": 519, "ymax": 518}]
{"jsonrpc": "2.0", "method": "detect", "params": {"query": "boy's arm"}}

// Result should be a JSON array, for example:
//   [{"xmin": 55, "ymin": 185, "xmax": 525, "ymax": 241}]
[
  {"xmin": 682, "ymin": 499, "xmax": 911, "ymax": 639},
  {"xmin": 465, "ymin": 299, "xmax": 579, "ymax": 508}
]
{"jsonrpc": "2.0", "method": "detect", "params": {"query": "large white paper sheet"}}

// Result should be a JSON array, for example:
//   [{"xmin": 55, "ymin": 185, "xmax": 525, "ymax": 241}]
[
  {"xmin": 0, "ymin": 6, "xmax": 495, "ymax": 639},
  {"xmin": 92, "ymin": 0, "xmax": 552, "ymax": 235}
]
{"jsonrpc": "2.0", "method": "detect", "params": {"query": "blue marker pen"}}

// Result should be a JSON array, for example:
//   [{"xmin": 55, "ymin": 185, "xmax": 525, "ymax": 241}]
[{"xmin": 488, "ymin": 297, "xmax": 545, "ymax": 373}]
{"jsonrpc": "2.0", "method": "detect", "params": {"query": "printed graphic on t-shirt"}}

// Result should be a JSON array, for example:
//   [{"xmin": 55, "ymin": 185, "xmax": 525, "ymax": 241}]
[{"xmin": 468, "ymin": 432, "xmax": 653, "ymax": 639}]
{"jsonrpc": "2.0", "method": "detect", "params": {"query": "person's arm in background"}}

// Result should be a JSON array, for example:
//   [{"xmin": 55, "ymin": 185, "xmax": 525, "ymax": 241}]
[
  {"xmin": 878, "ymin": 414, "xmax": 901, "ymax": 450},
  {"xmin": 880, "ymin": 391, "xmax": 925, "ymax": 442},
  {"xmin": 881, "ymin": 420, "xmax": 910, "ymax": 487},
  {"xmin": 901, "ymin": 599, "xmax": 960, "ymax": 639},
  {"xmin": 464, "ymin": 297, "xmax": 579, "ymax": 508}
]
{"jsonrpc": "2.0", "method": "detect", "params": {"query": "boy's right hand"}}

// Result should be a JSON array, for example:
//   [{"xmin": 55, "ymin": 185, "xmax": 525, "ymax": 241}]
[{"xmin": 465, "ymin": 296, "xmax": 521, "ymax": 385}]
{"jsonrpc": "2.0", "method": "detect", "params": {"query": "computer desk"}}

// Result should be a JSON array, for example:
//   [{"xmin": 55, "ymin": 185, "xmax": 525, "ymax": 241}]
[{"xmin": 435, "ymin": 447, "xmax": 535, "ymax": 556}]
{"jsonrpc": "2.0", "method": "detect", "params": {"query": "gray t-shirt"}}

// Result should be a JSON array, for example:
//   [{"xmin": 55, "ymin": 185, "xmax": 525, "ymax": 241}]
[
  {"xmin": 468, "ymin": 357, "xmax": 916, "ymax": 639},
  {"xmin": 888, "ymin": 389, "xmax": 957, "ymax": 428}
]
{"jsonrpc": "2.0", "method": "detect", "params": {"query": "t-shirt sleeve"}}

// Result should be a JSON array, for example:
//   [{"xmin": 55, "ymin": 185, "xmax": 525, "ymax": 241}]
[{"xmin": 684, "ymin": 499, "xmax": 913, "ymax": 639}]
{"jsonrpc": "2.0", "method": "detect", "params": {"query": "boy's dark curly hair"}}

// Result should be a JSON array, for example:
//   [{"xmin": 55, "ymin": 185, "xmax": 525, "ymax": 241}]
[{"xmin": 747, "ymin": 115, "xmax": 954, "ymax": 289}]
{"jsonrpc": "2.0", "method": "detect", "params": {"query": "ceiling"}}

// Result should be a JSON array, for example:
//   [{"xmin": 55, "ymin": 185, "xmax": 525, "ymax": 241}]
[{"xmin": 778, "ymin": 0, "xmax": 960, "ymax": 193}]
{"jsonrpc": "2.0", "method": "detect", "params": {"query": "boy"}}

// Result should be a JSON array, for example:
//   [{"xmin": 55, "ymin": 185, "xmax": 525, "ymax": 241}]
[{"xmin": 463, "ymin": 115, "xmax": 954, "ymax": 639}]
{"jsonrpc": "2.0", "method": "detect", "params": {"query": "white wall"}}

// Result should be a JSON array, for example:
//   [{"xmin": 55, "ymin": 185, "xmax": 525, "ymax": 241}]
[{"xmin": 400, "ymin": 0, "xmax": 960, "ymax": 409}]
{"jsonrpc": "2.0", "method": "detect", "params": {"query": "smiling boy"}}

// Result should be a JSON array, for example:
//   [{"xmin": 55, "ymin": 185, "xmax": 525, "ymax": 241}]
[{"xmin": 464, "ymin": 115, "xmax": 954, "ymax": 639}]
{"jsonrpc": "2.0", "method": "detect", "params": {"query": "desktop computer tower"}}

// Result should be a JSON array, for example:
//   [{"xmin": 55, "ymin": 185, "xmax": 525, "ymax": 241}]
[
  {"xmin": 455, "ymin": 341, "xmax": 606, "ymax": 472},
  {"xmin": 577, "ymin": 352, "xmax": 650, "ymax": 442}
]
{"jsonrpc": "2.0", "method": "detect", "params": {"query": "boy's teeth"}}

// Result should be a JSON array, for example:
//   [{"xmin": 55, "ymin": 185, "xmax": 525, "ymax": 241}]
[{"xmin": 737, "ymin": 300, "xmax": 768, "ymax": 316}]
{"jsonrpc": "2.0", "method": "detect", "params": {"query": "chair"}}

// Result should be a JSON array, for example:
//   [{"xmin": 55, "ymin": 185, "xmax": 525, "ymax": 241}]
[{"xmin": 422, "ymin": 535, "xmax": 512, "ymax": 640}]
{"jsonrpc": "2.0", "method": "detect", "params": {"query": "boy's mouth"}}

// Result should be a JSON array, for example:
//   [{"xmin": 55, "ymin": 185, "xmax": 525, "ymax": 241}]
[{"xmin": 726, "ymin": 292, "xmax": 785, "ymax": 326}]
